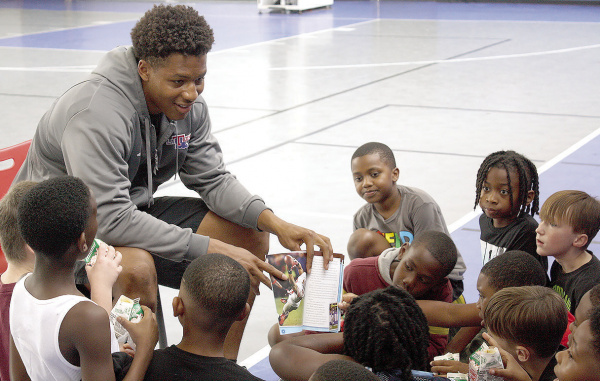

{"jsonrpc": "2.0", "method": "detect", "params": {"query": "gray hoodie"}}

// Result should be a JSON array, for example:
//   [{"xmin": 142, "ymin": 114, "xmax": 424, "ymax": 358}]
[{"xmin": 14, "ymin": 46, "xmax": 268, "ymax": 262}]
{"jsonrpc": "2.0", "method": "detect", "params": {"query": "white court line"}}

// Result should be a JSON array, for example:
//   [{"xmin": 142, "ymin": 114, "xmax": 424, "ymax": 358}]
[
  {"xmin": 2, "ymin": 42, "xmax": 599, "ymax": 73},
  {"xmin": 269, "ymin": 43, "xmax": 600, "ymax": 71},
  {"xmin": 239, "ymin": 345, "xmax": 271, "ymax": 369}
]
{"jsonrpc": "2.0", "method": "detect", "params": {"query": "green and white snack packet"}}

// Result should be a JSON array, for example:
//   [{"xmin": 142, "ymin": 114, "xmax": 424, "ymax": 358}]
[{"xmin": 110, "ymin": 295, "xmax": 144, "ymax": 348}]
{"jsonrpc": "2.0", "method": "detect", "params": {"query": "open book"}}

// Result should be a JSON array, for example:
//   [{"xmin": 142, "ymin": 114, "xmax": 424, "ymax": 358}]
[{"xmin": 266, "ymin": 251, "xmax": 344, "ymax": 335}]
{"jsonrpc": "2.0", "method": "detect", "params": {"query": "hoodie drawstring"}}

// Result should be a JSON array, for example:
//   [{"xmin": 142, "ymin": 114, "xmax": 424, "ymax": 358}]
[{"xmin": 144, "ymin": 118, "xmax": 154, "ymax": 208}]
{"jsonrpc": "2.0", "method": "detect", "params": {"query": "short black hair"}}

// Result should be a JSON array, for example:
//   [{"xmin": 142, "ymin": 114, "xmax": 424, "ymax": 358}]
[
  {"xmin": 590, "ymin": 306, "xmax": 600, "ymax": 360},
  {"xmin": 181, "ymin": 253, "xmax": 250, "ymax": 322},
  {"xmin": 411, "ymin": 230, "xmax": 457, "ymax": 278},
  {"xmin": 480, "ymin": 250, "xmax": 547, "ymax": 290},
  {"xmin": 343, "ymin": 286, "xmax": 429, "ymax": 378},
  {"xmin": 310, "ymin": 359, "xmax": 379, "ymax": 381},
  {"xmin": 17, "ymin": 176, "xmax": 91, "ymax": 258},
  {"xmin": 474, "ymin": 150, "xmax": 539, "ymax": 217},
  {"xmin": 0, "ymin": 181, "xmax": 37, "ymax": 262},
  {"xmin": 351, "ymin": 142, "xmax": 397, "ymax": 169},
  {"xmin": 131, "ymin": 4, "xmax": 214, "ymax": 65},
  {"xmin": 589, "ymin": 284, "xmax": 600, "ymax": 308}
]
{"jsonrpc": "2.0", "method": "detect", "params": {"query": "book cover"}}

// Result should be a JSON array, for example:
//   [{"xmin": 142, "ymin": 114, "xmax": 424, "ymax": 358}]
[{"xmin": 266, "ymin": 251, "xmax": 344, "ymax": 335}]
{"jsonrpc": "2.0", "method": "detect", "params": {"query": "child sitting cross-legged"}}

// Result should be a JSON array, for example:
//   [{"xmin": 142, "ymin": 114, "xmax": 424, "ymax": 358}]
[
  {"xmin": 484, "ymin": 286, "xmax": 568, "ymax": 381},
  {"xmin": 142, "ymin": 252, "xmax": 263, "ymax": 381},
  {"xmin": 9, "ymin": 176, "xmax": 158, "ymax": 381},
  {"xmin": 343, "ymin": 230, "xmax": 458, "ymax": 361},
  {"xmin": 270, "ymin": 286, "xmax": 447, "ymax": 381}
]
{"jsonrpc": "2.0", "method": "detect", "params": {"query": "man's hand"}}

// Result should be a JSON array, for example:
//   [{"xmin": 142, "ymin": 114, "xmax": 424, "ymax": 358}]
[
  {"xmin": 430, "ymin": 359, "xmax": 468, "ymax": 375},
  {"xmin": 258, "ymin": 210, "xmax": 333, "ymax": 273},
  {"xmin": 208, "ymin": 238, "xmax": 288, "ymax": 295},
  {"xmin": 483, "ymin": 332, "xmax": 532, "ymax": 381}
]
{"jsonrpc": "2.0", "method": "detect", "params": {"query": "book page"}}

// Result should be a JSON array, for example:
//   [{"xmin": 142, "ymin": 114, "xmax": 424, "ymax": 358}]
[{"xmin": 302, "ymin": 256, "xmax": 343, "ymax": 329}]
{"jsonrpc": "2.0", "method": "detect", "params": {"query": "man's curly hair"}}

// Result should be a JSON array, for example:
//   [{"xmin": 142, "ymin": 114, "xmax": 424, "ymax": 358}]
[{"xmin": 131, "ymin": 4, "xmax": 214, "ymax": 65}]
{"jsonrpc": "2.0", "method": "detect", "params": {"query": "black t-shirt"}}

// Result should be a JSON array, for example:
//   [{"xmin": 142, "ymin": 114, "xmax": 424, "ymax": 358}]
[
  {"xmin": 550, "ymin": 253, "xmax": 600, "ymax": 314},
  {"xmin": 479, "ymin": 214, "xmax": 547, "ymax": 271},
  {"xmin": 143, "ymin": 345, "xmax": 264, "ymax": 381}
]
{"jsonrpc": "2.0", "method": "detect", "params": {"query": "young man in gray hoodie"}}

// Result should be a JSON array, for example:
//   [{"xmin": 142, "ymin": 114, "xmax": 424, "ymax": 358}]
[{"xmin": 14, "ymin": 4, "xmax": 332, "ymax": 360}]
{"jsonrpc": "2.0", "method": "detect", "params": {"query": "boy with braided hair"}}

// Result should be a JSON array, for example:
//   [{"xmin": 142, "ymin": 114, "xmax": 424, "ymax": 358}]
[
  {"xmin": 475, "ymin": 150, "xmax": 546, "ymax": 270},
  {"xmin": 270, "ymin": 286, "xmax": 432, "ymax": 381}
]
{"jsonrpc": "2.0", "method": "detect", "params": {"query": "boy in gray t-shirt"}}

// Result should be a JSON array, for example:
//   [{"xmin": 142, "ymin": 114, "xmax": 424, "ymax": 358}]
[{"xmin": 348, "ymin": 142, "xmax": 466, "ymax": 298}]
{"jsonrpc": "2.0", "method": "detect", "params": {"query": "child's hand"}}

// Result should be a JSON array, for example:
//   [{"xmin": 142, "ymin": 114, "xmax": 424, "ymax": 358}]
[
  {"xmin": 120, "ymin": 343, "xmax": 135, "ymax": 358},
  {"xmin": 118, "ymin": 306, "xmax": 158, "ymax": 353},
  {"xmin": 430, "ymin": 359, "xmax": 468, "ymax": 375},
  {"xmin": 86, "ymin": 243, "xmax": 123, "ymax": 290},
  {"xmin": 338, "ymin": 293, "xmax": 358, "ymax": 311},
  {"xmin": 483, "ymin": 332, "xmax": 532, "ymax": 381}
]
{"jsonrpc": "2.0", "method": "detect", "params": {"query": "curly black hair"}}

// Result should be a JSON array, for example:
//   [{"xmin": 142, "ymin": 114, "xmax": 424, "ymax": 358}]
[
  {"xmin": 411, "ymin": 230, "xmax": 457, "ymax": 279},
  {"xmin": 131, "ymin": 4, "xmax": 214, "ymax": 65},
  {"xmin": 590, "ymin": 306, "xmax": 600, "ymax": 360},
  {"xmin": 343, "ymin": 286, "xmax": 429, "ymax": 378},
  {"xmin": 17, "ymin": 176, "xmax": 92, "ymax": 258},
  {"xmin": 351, "ymin": 142, "xmax": 397, "ymax": 169},
  {"xmin": 474, "ymin": 150, "xmax": 539, "ymax": 217}
]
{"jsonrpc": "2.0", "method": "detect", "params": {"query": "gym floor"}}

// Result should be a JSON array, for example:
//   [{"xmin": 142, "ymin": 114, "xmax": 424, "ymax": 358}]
[{"xmin": 1, "ymin": 0, "xmax": 599, "ymax": 377}]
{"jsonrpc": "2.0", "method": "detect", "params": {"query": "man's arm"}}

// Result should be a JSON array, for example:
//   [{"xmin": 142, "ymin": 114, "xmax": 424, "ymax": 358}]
[
  {"xmin": 417, "ymin": 301, "xmax": 481, "ymax": 327},
  {"xmin": 269, "ymin": 332, "xmax": 350, "ymax": 381}
]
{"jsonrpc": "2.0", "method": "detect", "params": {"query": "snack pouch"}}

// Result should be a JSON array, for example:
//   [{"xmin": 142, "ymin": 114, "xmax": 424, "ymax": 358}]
[
  {"xmin": 110, "ymin": 295, "xmax": 144, "ymax": 347},
  {"xmin": 434, "ymin": 352, "xmax": 460, "ymax": 362},
  {"xmin": 468, "ymin": 343, "xmax": 504, "ymax": 381},
  {"xmin": 84, "ymin": 238, "xmax": 105, "ymax": 266},
  {"xmin": 447, "ymin": 373, "xmax": 468, "ymax": 381}
]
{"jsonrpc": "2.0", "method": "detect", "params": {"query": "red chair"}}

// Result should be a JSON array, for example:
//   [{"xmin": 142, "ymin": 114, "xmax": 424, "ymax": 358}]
[{"xmin": 0, "ymin": 140, "xmax": 32, "ymax": 273}]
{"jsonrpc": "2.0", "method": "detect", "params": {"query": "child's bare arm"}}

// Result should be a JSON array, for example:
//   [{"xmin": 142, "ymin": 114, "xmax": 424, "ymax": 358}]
[
  {"xmin": 269, "ymin": 332, "xmax": 351, "ymax": 381},
  {"xmin": 86, "ymin": 243, "xmax": 122, "ymax": 314},
  {"xmin": 445, "ymin": 326, "xmax": 482, "ymax": 353},
  {"xmin": 118, "ymin": 306, "xmax": 158, "ymax": 381},
  {"xmin": 417, "ymin": 301, "xmax": 481, "ymax": 327},
  {"xmin": 9, "ymin": 334, "xmax": 31, "ymax": 381},
  {"xmin": 66, "ymin": 302, "xmax": 119, "ymax": 381}
]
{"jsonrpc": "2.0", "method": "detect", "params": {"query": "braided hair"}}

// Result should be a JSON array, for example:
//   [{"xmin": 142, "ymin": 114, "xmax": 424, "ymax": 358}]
[
  {"xmin": 343, "ymin": 286, "xmax": 429, "ymax": 379},
  {"xmin": 474, "ymin": 150, "xmax": 539, "ymax": 217}
]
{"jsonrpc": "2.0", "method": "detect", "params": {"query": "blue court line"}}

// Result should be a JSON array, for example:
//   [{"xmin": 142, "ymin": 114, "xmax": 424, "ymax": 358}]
[
  {"xmin": 247, "ymin": 129, "xmax": 600, "ymax": 379},
  {"xmin": 2, "ymin": 1, "xmax": 600, "ymax": 52}
]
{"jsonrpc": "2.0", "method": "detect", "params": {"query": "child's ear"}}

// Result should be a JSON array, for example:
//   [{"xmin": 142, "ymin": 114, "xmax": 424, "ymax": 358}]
[
  {"xmin": 172, "ymin": 296, "xmax": 184, "ymax": 318},
  {"xmin": 397, "ymin": 242, "xmax": 410, "ymax": 259},
  {"xmin": 525, "ymin": 190, "xmax": 535, "ymax": 206},
  {"xmin": 392, "ymin": 167, "xmax": 400, "ymax": 183},
  {"xmin": 573, "ymin": 233, "xmax": 589, "ymax": 249},
  {"xmin": 515, "ymin": 345, "xmax": 530, "ymax": 362},
  {"xmin": 77, "ymin": 232, "xmax": 88, "ymax": 253},
  {"xmin": 236, "ymin": 303, "xmax": 251, "ymax": 322}
]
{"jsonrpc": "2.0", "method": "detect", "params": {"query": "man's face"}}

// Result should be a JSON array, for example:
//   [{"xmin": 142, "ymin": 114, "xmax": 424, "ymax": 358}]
[
  {"xmin": 139, "ymin": 53, "xmax": 207, "ymax": 121},
  {"xmin": 392, "ymin": 244, "xmax": 443, "ymax": 299}
]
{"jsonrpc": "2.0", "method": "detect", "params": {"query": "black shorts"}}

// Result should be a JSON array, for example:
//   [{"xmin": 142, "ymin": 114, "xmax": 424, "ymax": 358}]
[{"xmin": 75, "ymin": 196, "xmax": 210, "ymax": 289}]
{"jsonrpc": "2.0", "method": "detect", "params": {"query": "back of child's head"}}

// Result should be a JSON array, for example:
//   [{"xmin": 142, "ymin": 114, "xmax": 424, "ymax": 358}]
[
  {"xmin": 17, "ymin": 176, "xmax": 91, "ymax": 258},
  {"xmin": 0, "ymin": 181, "xmax": 37, "ymax": 263},
  {"xmin": 480, "ymin": 250, "xmax": 547, "ymax": 290},
  {"xmin": 411, "ymin": 230, "xmax": 457, "ymax": 278},
  {"xmin": 539, "ymin": 190, "xmax": 600, "ymax": 250},
  {"xmin": 589, "ymin": 306, "xmax": 600, "ymax": 359},
  {"xmin": 474, "ymin": 150, "xmax": 539, "ymax": 217},
  {"xmin": 484, "ymin": 286, "xmax": 567, "ymax": 358},
  {"xmin": 181, "ymin": 252, "xmax": 250, "ymax": 322},
  {"xmin": 351, "ymin": 142, "xmax": 396, "ymax": 169},
  {"xmin": 590, "ymin": 284, "xmax": 600, "ymax": 309},
  {"xmin": 309, "ymin": 359, "xmax": 379, "ymax": 381},
  {"xmin": 343, "ymin": 286, "xmax": 429, "ymax": 378}
]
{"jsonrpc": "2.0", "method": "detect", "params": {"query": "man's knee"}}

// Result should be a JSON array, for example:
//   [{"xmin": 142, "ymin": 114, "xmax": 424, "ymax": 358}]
[
  {"xmin": 347, "ymin": 228, "xmax": 389, "ymax": 260},
  {"xmin": 115, "ymin": 247, "xmax": 158, "ymax": 311}
]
